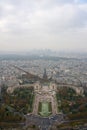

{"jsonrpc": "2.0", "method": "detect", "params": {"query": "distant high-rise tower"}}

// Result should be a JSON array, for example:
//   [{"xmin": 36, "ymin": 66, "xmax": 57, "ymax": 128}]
[{"xmin": 43, "ymin": 68, "xmax": 48, "ymax": 80}]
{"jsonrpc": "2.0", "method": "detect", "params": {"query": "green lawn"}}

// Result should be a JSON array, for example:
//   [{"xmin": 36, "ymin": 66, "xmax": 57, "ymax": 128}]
[{"xmin": 38, "ymin": 102, "xmax": 52, "ymax": 117}]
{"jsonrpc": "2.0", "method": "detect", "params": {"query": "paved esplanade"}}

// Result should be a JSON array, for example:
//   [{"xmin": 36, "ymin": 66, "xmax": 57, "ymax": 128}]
[
  {"xmin": 33, "ymin": 82, "xmax": 58, "ymax": 116},
  {"xmin": 24, "ymin": 81, "xmax": 64, "ymax": 130},
  {"xmin": 25, "ymin": 114, "xmax": 64, "ymax": 130}
]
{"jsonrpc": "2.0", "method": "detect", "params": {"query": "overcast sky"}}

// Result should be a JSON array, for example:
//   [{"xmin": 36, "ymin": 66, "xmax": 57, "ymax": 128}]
[{"xmin": 0, "ymin": 0, "xmax": 87, "ymax": 53}]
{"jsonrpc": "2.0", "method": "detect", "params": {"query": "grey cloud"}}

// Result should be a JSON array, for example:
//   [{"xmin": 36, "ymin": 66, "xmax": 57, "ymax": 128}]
[
  {"xmin": 1, "ymin": 0, "xmax": 87, "ymax": 34},
  {"xmin": 0, "ymin": 6, "xmax": 2, "ymax": 18},
  {"xmin": 42, "ymin": 5, "xmax": 87, "ymax": 33},
  {"xmin": 0, "ymin": 0, "xmax": 87, "ymax": 52},
  {"xmin": 71, "ymin": 9, "xmax": 87, "ymax": 28}
]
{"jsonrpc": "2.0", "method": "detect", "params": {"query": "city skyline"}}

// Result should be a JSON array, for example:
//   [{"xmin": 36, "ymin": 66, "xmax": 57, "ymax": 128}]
[{"xmin": 0, "ymin": 0, "xmax": 87, "ymax": 52}]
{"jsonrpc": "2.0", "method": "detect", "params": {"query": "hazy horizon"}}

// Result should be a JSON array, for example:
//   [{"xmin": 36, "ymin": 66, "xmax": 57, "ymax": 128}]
[
  {"xmin": 0, "ymin": 0, "xmax": 87, "ymax": 52},
  {"xmin": 1, "ymin": 49, "xmax": 87, "ymax": 57}
]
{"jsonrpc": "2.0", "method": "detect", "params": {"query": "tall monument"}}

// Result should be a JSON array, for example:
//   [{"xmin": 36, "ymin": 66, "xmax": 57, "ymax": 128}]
[{"xmin": 43, "ymin": 68, "xmax": 48, "ymax": 80}]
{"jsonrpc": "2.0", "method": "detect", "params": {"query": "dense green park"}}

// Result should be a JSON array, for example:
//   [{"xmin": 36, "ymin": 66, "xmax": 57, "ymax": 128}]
[
  {"xmin": 0, "ymin": 85, "xmax": 34, "ymax": 123},
  {"xmin": 56, "ymin": 87, "xmax": 87, "ymax": 120}
]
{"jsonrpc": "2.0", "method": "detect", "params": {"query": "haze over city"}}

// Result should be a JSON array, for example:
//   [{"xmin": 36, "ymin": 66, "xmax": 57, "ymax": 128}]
[
  {"xmin": 0, "ymin": 0, "xmax": 87, "ymax": 53},
  {"xmin": 1, "ymin": 1, "xmax": 87, "ymax": 130}
]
